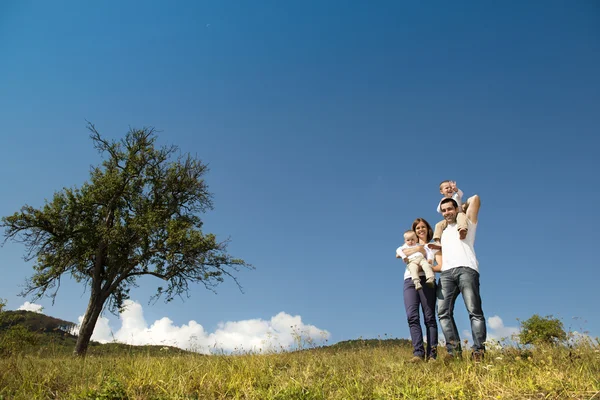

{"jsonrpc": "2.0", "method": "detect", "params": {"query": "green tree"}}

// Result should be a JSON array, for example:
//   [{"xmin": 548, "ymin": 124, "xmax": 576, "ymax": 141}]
[
  {"xmin": 0, "ymin": 299, "xmax": 39, "ymax": 356},
  {"xmin": 518, "ymin": 314, "xmax": 567, "ymax": 346},
  {"xmin": 1, "ymin": 124, "xmax": 251, "ymax": 356}
]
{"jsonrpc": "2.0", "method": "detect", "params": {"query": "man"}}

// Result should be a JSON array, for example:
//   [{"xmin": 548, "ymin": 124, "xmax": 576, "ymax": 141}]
[{"xmin": 432, "ymin": 194, "xmax": 486, "ymax": 361}]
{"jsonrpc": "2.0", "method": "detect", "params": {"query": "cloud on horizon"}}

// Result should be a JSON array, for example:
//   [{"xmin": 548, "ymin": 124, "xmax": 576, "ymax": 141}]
[
  {"xmin": 487, "ymin": 315, "xmax": 520, "ymax": 341},
  {"xmin": 568, "ymin": 330, "xmax": 595, "ymax": 345},
  {"xmin": 17, "ymin": 302, "xmax": 530, "ymax": 352},
  {"xmin": 73, "ymin": 300, "xmax": 330, "ymax": 354},
  {"xmin": 458, "ymin": 315, "xmax": 519, "ymax": 347},
  {"xmin": 17, "ymin": 301, "xmax": 44, "ymax": 313}
]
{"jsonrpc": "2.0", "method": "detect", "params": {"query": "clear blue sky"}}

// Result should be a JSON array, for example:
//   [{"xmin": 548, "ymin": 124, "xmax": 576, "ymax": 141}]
[{"xmin": 1, "ymin": 1, "xmax": 599, "ymax": 349}]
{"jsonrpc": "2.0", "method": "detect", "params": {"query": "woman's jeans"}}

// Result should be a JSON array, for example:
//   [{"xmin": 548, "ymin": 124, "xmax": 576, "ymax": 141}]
[
  {"xmin": 403, "ymin": 276, "xmax": 438, "ymax": 359},
  {"xmin": 437, "ymin": 267, "xmax": 487, "ymax": 355}
]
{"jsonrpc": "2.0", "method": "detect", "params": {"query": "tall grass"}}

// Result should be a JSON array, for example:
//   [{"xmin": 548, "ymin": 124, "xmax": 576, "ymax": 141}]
[{"xmin": 1, "ymin": 338, "xmax": 599, "ymax": 399}]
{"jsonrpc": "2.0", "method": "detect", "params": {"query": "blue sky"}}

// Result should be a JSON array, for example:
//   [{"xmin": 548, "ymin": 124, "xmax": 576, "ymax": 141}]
[{"xmin": 1, "ymin": 1, "xmax": 599, "ymax": 350}]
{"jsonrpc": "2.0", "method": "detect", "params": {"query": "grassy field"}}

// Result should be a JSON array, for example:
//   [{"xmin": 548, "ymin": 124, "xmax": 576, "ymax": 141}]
[{"xmin": 0, "ymin": 338, "xmax": 599, "ymax": 400}]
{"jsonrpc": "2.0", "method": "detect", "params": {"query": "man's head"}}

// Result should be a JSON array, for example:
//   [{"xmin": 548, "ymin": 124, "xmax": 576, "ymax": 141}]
[
  {"xmin": 440, "ymin": 198, "xmax": 459, "ymax": 224},
  {"xmin": 439, "ymin": 180, "xmax": 455, "ymax": 198},
  {"xmin": 403, "ymin": 230, "xmax": 418, "ymax": 246}
]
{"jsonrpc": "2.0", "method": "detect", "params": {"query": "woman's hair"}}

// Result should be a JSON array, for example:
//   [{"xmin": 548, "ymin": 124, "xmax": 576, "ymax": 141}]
[{"xmin": 411, "ymin": 218, "xmax": 433, "ymax": 243}]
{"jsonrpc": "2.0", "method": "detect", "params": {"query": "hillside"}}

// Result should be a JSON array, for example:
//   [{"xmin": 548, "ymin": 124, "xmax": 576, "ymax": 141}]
[
  {"xmin": 0, "ymin": 310, "xmax": 77, "ymax": 335},
  {"xmin": 0, "ymin": 309, "xmax": 412, "ymax": 356},
  {"xmin": 0, "ymin": 309, "xmax": 191, "ymax": 356}
]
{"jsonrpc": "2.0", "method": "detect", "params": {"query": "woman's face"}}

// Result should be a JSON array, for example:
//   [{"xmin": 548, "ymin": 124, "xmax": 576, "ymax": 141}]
[{"xmin": 414, "ymin": 221, "xmax": 428, "ymax": 241}]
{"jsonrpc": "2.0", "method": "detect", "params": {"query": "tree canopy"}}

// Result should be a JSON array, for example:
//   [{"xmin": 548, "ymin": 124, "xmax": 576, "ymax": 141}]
[
  {"xmin": 518, "ymin": 314, "xmax": 567, "ymax": 346},
  {"xmin": 1, "ymin": 123, "xmax": 251, "ymax": 355}
]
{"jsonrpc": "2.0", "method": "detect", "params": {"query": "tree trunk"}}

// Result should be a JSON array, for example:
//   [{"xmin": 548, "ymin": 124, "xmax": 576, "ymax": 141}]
[{"xmin": 74, "ymin": 290, "xmax": 105, "ymax": 357}]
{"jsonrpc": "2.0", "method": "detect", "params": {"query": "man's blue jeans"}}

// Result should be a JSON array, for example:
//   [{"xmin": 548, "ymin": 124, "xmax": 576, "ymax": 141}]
[{"xmin": 437, "ymin": 267, "xmax": 487, "ymax": 355}]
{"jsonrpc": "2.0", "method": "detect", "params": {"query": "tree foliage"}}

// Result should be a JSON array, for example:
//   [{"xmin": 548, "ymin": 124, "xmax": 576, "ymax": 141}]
[
  {"xmin": 0, "ymin": 299, "xmax": 39, "ymax": 356},
  {"xmin": 518, "ymin": 314, "xmax": 567, "ymax": 346},
  {"xmin": 1, "ymin": 124, "xmax": 251, "ymax": 355}
]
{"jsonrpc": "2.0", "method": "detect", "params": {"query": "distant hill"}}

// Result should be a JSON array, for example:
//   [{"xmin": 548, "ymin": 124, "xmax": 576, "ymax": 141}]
[
  {"xmin": 1, "ymin": 309, "xmax": 412, "ymax": 356},
  {"xmin": 0, "ymin": 310, "xmax": 77, "ymax": 335},
  {"xmin": 327, "ymin": 337, "xmax": 413, "ymax": 350},
  {"xmin": 0, "ymin": 309, "xmax": 190, "ymax": 356}
]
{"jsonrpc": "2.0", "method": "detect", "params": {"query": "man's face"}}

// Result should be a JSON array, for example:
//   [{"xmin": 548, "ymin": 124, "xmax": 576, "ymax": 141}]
[
  {"xmin": 441, "ymin": 202, "xmax": 458, "ymax": 223},
  {"xmin": 440, "ymin": 182, "xmax": 453, "ymax": 198}
]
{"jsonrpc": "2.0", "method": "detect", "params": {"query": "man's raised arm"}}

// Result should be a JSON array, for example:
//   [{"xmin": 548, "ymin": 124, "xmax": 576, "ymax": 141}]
[{"xmin": 466, "ymin": 194, "xmax": 481, "ymax": 224}]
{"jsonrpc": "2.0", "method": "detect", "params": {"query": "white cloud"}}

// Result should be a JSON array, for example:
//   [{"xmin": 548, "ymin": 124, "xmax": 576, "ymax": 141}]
[
  {"xmin": 450, "ymin": 315, "xmax": 519, "ymax": 348},
  {"xmin": 17, "ymin": 302, "xmax": 44, "ymax": 313},
  {"xmin": 86, "ymin": 313, "xmax": 114, "ymax": 341},
  {"xmin": 487, "ymin": 315, "xmax": 519, "ymax": 341},
  {"xmin": 568, "ymin": 330, "xmax": 594, "ymax": 346},
  {"xmin": 74, "ymin": 300, "xmax": 330, "ymax": 354}
]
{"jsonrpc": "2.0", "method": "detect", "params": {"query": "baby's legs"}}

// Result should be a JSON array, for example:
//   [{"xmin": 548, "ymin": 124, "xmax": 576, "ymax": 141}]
[
  {"xmin": 434, "ymin": 209, "xmax": 470, "ymax": 241},
  {"xmin": 456, "ymin": 212, "xmax": 468, "ymax": 239},
  {"xmin": 419, "ymin": 258, "xmax": 436, "ymax": 287},
  {"xmin": 433, "ymin": 219, "xmax": 447, "ymax": 243},
  {"xmin": 407, "ymin": 260, "xmax": 423, "ymax": 290}
]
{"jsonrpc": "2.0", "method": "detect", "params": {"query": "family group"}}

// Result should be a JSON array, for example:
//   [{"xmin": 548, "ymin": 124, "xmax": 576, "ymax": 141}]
[{"xmin": 396, "ymin": 180, "xmax": 485, "ymax": 362}]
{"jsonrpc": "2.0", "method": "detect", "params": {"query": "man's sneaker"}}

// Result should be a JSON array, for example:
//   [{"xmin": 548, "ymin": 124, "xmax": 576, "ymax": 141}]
[
  {"xmin": 472, "ymin": 351, "xmax": 484, "ymax": 363},
  {"xmin": 408, "ymin": 356, "xmax": 424, "ymax": 363},
  {"xmin": 426, "ymin": 277, "xmax": 435, "ymax": 287}
]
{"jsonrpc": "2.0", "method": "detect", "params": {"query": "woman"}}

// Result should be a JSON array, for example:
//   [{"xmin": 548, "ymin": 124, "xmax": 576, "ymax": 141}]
[{"xmin": 397, "ymin": 217, "xmax": 438, "ymax": 362}]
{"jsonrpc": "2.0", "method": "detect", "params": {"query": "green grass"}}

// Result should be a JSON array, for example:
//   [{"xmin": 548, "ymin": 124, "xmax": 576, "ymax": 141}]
[{"xmin": 1, "ymin": 339, "xmax": 599, "ymax": 399}]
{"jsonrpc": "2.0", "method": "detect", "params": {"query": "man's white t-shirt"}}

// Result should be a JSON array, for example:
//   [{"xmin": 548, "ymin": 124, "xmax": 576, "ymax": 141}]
[{"xmin": 440, "ymin": 219, "xmax": 479, "ymax": 272}]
